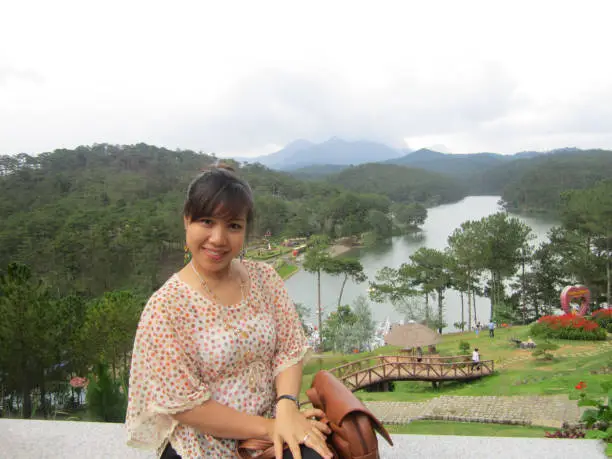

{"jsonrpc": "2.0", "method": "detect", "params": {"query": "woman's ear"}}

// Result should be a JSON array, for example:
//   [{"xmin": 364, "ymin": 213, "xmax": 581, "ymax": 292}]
[{"xmin": 183, "ymin": 216, "xmax": 190, "ymax": 231}]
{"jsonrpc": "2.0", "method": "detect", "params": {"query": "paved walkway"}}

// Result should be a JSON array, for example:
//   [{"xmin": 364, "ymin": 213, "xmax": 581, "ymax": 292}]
[{"xmin": 365, "ymin": 395, "xmax": 581, "ymax": 428}]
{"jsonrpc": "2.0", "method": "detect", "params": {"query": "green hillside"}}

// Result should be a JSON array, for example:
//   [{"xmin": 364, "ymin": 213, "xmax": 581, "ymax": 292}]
[
  {"xmin": 326, "ymin": 163, "xmax": 469, "ymax": 205},
  {"xmin": 472, "ymin": 149, "xmax": 612, "ymax": 212}
]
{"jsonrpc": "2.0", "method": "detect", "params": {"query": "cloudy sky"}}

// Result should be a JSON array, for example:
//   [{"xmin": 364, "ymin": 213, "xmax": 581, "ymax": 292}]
[{"xmin": 2, "ymin": 0, "xmax": 611, "ymax": 157}]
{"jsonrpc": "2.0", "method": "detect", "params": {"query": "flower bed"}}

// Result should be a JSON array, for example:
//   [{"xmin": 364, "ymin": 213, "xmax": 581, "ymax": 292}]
[
  {"xmin": 592, "ymin": 307, "xmax": 612, "ymax": 333},
  {"xmin": 530, "ymin": 314, "xmax": 607, "ymax": 340}
]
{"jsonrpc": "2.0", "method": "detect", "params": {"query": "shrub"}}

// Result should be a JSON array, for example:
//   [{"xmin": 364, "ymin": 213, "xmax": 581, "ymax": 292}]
[
  {"xmin": 572, "ymin": 381, "xmax": 612, "ymax": 443},
  {"xmin": 592, "ymin": 307, "xmax": 612, "ymax": 330},
  {"xmin": 545, "ymin": 424, "xmax": 586, "ymax": 439},
  {"xmin": 86, "ymin": 361, "xmax": 128, "ymax": 423},
  {"xmin": 458, "ymin": 340, "xmax": 470, "ymax": 354},
  {"xmin": 532, "ymin": 341, "xmax": 559, "ymax": 360},
  {"xmin": 530, "ymin": 314, "xmax": 606, "ymax": 340}
]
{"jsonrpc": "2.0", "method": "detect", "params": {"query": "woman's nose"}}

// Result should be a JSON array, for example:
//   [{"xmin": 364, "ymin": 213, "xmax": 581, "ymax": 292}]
[{"xmin": 209, "ymin": 223, "xmax": 227, "ymax": 244}]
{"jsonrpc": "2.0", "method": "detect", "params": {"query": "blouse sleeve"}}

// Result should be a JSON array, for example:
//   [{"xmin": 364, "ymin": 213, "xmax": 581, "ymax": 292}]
[
  {"xmin": 125, "ymin": 291, "xmax": 211, "ymax": 451},
  {"xmin": 263, "ymin": 264, "xmax": 310, "ymax": 377}
]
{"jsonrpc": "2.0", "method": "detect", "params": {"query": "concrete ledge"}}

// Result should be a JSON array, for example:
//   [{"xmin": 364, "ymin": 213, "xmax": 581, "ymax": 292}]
[{"xmin": 0, "ymin": 419, "xmax": 607, "ymax": 458}]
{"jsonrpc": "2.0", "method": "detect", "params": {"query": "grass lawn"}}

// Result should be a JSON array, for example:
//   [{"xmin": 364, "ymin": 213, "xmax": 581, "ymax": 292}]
[
  {"xmin": 301, "ymin": 325, "xmax": 611, "ymax": 402},
  {"xmin": 385, "ymin": 421, "xmax": 553, "ymax": 438},
  {"xmin": 276, "ymin": 262, "xmax": 299, "ymax": 279},
  {"xmin": 246, "ymin": 246, "xmax": 293, "ymax": 260}
]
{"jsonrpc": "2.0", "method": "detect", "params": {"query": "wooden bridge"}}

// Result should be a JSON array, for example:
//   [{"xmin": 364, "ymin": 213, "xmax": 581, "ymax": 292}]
[{"xmin": 329, "ymin": 355, "xmax": 495, "ymax": 391}]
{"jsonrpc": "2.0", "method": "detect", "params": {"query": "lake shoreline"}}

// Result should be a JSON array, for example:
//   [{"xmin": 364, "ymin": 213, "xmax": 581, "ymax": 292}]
[
  {"xmin": 284, "ymin": 196, "xmax": 557, "ymax": 331},
  {"xmin": 329, "ymin": 243, "xmax": 361, "ymax": 258}
]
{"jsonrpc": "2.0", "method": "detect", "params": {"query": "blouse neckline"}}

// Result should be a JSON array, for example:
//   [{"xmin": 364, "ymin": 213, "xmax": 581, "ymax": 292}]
[{"xmin": 172, "ymin": 259, "xmax": 256, "ymax": 310}]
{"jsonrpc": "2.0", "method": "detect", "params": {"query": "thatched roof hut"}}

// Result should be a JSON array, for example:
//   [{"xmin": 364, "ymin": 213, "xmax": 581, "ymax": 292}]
[{"xmin": 384, "ymin": 323, "xmax": 441, "ymax": 349}]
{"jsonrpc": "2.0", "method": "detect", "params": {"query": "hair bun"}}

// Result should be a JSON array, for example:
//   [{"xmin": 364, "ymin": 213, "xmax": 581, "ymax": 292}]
[
  {"xmin": 215, "ymin": 162, "xmax": 236, "ymax": 172},
  {"xmin": 199, "ymin": 161, "xmax": 236, "ymax": 173}
]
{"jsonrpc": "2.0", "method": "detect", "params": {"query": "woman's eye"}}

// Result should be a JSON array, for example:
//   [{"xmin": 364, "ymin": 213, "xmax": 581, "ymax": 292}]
[
  {"xmin": 201, "ymin": 219, "xmax": 214, "ymax": 226},
  {"xmin": 230, "ymin": 223, "xmax": 243, "ymax": 230}
]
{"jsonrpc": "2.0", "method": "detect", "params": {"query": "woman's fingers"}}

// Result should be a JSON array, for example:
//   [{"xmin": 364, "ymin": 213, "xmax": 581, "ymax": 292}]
[
  {"xmin": 273, "ymin": 434, "xmax": 284, "ymax": 459},
  {"xmin": 302, "ymin": 431, "xmax": 333, "ymax": 459},
  {"xmin": 310, "ymin": 426, "xmax": 326, "ymax": 443},
  {"xmin": 310, "ymin": 419, "xmax": 331, "ymax": 436},
  {"xmin": 287, "ymin": 435, "xmax": 302, "ymax": 459},
  {"xmin": 301, "ymin": 408, "xmax": 325, "ymax": 419}
]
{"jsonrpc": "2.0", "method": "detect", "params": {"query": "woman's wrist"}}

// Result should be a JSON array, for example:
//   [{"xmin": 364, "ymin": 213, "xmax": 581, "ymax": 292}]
[
  {"xmin": 256, "ymin": 416, "xmax": 275, "ymax": 439},
  {"xmin": 276, "ymin": 394, "xmax": 300, "ymax": 409},
  {"xmin": 277, "ymin": 398, "xmax": 300, "ymax": 413}
]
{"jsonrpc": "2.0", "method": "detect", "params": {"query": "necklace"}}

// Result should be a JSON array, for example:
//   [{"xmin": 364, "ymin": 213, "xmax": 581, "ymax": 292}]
[{"xmin": 190, "ymin": 260, "xmax": 254, "ymax": 338}]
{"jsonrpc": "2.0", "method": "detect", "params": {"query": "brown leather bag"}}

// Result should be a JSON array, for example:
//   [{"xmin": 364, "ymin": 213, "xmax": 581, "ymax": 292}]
[
  {"xmin": 237, "ymin": 370, "xmax": 393, "ymax": 459},
  {"xmin": 306, "ymin": 370, "xmax": 393, "ymax": 459}
]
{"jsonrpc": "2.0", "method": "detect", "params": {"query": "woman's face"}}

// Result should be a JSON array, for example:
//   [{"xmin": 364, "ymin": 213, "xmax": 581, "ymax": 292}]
[{"xmin": 184, "ymin": 210, "xmax": 247, "ymax": 274}]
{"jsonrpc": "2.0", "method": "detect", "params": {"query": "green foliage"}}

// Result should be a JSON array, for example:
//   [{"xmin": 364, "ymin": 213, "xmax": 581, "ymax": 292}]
[
  {"xmin": 459, "ymin": 340, "xmax": 470, "ymax": 353},
  {"xmin": 322, "ymin": 296, "xmax": 375, "ymax": 353},
  {"xmin": 492, "ymin": 301, "xmax": 522, "ymax": 325},
  {"xmin": 0, "ymin": 263, "xmax": 65, "ymax": 418},
  {"xmin": 324, "ymin": 257, "xmax": 367, "ymax": 307},
  {"xmin": 498, "ymin": 150, "xmax": 612, "ymax": 213},
  {"xmin": 576, "ymin": 381, "xmax": 612, "ymax": 443},
  {"xmin": 327, "ymin": 163, "xmax": 468, "ymax": 206},
  {"xmin": 293, "ymin": 302, "xmax": 312, "ymax": 337},
  {"xmin": 557, "ymin": 180, "xmax": 612, "ymax": 306},
  {"xmin": 469, "ymin": 213, "xmax": 533, "ymax": 321},
  {"xmin": 391, "ymin": 202, "xmax": 428, "ymax": 227},
  {"xmin": 591, "ymin": 308, "xmax": 612, "ymax": 330},
  {"xmin": 369, "ymin": 248, "xmax": 455, "ymax": 332},
  {"xmin": 80, "ymin": 291, "xmax": 146, "ymax": 376},
  {"xmin": 532, "ymin": 341, "xmax": 559, "ymax": 360},
  {"xmin": 85, "ymin": 361, "xmax": 128, "ymax": 423}
]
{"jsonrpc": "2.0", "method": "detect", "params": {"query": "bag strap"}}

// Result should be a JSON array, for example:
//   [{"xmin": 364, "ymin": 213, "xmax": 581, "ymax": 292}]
[{"xmin": 236, "ymin": 439, "xmax": 276, "ymax": 459}]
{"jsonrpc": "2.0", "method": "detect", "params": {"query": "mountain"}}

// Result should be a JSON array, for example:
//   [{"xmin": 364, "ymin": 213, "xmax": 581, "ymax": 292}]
[{"xmin": 242, "ymin": 137, "xmax": 403, "ymax": 170}]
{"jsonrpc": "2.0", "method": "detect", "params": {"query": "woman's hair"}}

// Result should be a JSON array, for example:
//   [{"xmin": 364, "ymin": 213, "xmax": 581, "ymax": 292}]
[{"xmin": 183, "ymin": 162, "xmax": 254, "ymax": 234}]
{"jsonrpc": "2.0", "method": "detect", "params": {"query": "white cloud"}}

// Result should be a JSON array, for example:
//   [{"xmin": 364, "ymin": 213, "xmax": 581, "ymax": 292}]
[{"xmin": 1, "ymin": 0, "xmax": 611, "ymax": 156}]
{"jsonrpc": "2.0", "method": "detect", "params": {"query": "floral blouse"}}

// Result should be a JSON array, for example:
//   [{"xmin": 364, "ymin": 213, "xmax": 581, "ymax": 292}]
[{"xmin": 125, "ymin": 260, "xmax": 309, "ymax": 458}]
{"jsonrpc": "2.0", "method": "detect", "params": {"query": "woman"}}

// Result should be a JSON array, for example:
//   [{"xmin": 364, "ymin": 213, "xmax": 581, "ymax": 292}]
[{"xmin": 126, "ymin": 165, "xmax": 333, "ymax": 459}]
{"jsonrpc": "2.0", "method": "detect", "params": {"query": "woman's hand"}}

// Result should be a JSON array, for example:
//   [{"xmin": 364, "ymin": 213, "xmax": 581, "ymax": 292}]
[
  {"xmin": 300, "ymin": 408, "xmax": 332, "ymax": 438},
  {"xmin": 270, "ymin": 401, "xmax": 333, "ymax": 459}
]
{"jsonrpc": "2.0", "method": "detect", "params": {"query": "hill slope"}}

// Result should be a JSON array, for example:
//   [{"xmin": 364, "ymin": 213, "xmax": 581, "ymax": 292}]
[
  {"xmin": 493, "ymin": 149, "xmax": 612, "ymax": 212},
  {"xmin": 326, "ymin": 163, "xmax": 468, "ymax": 205},
  {"xmin": 385, "ymin": 148, "xmax": 511, "ymax": 181}
]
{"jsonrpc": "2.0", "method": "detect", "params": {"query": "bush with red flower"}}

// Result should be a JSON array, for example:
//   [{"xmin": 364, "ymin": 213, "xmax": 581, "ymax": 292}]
[
  {"xmin": 546, "ymin": 380, "xmax": 611, "ymax": 443},
  {"xmin": 530, "ymin": 313, "xmax": 606, "ymax": 340},
  {"xmin": 591, "ymin": 307, "xmax": 612, "ymax": 333}
]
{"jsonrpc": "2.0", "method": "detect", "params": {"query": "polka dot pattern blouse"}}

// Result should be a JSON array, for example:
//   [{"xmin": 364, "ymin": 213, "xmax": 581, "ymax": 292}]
[{"xmin": 125, "ymin": 260, "xmax": 309, "ymax": 458}]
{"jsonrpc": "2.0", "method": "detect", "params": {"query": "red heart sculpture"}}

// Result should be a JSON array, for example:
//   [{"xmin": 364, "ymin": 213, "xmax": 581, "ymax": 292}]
[{"xmin": 560, "ymin": 285, "xmax": 590, "ymax": 316}]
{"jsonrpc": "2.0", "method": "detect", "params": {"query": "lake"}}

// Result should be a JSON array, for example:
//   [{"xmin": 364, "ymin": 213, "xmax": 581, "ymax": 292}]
[{"xmin": 284, "ymin": 196, "xmax": 558, "ymax": 331}]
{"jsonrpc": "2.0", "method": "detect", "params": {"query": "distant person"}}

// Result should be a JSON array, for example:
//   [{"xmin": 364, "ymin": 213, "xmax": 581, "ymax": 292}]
[
  {"xmin": 488, "ymin": 320, "xmax": 495, "ymax": 338},
  {"xmin": 475, "ymin": 321, "xmax": 481, "ymax": 337},
  {"xmin": 416, "ymin": 346, "xmax": 423, "ymax": 363},
  {"xmin": 471, "ymin": 348, "xmax": 480, "ymax": 371}
]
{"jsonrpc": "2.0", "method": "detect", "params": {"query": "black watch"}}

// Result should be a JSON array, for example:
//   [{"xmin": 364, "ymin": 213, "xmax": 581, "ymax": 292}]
[{"xmin": 275, "ymin": 394, "xmax": 300, "ymax": 409}]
